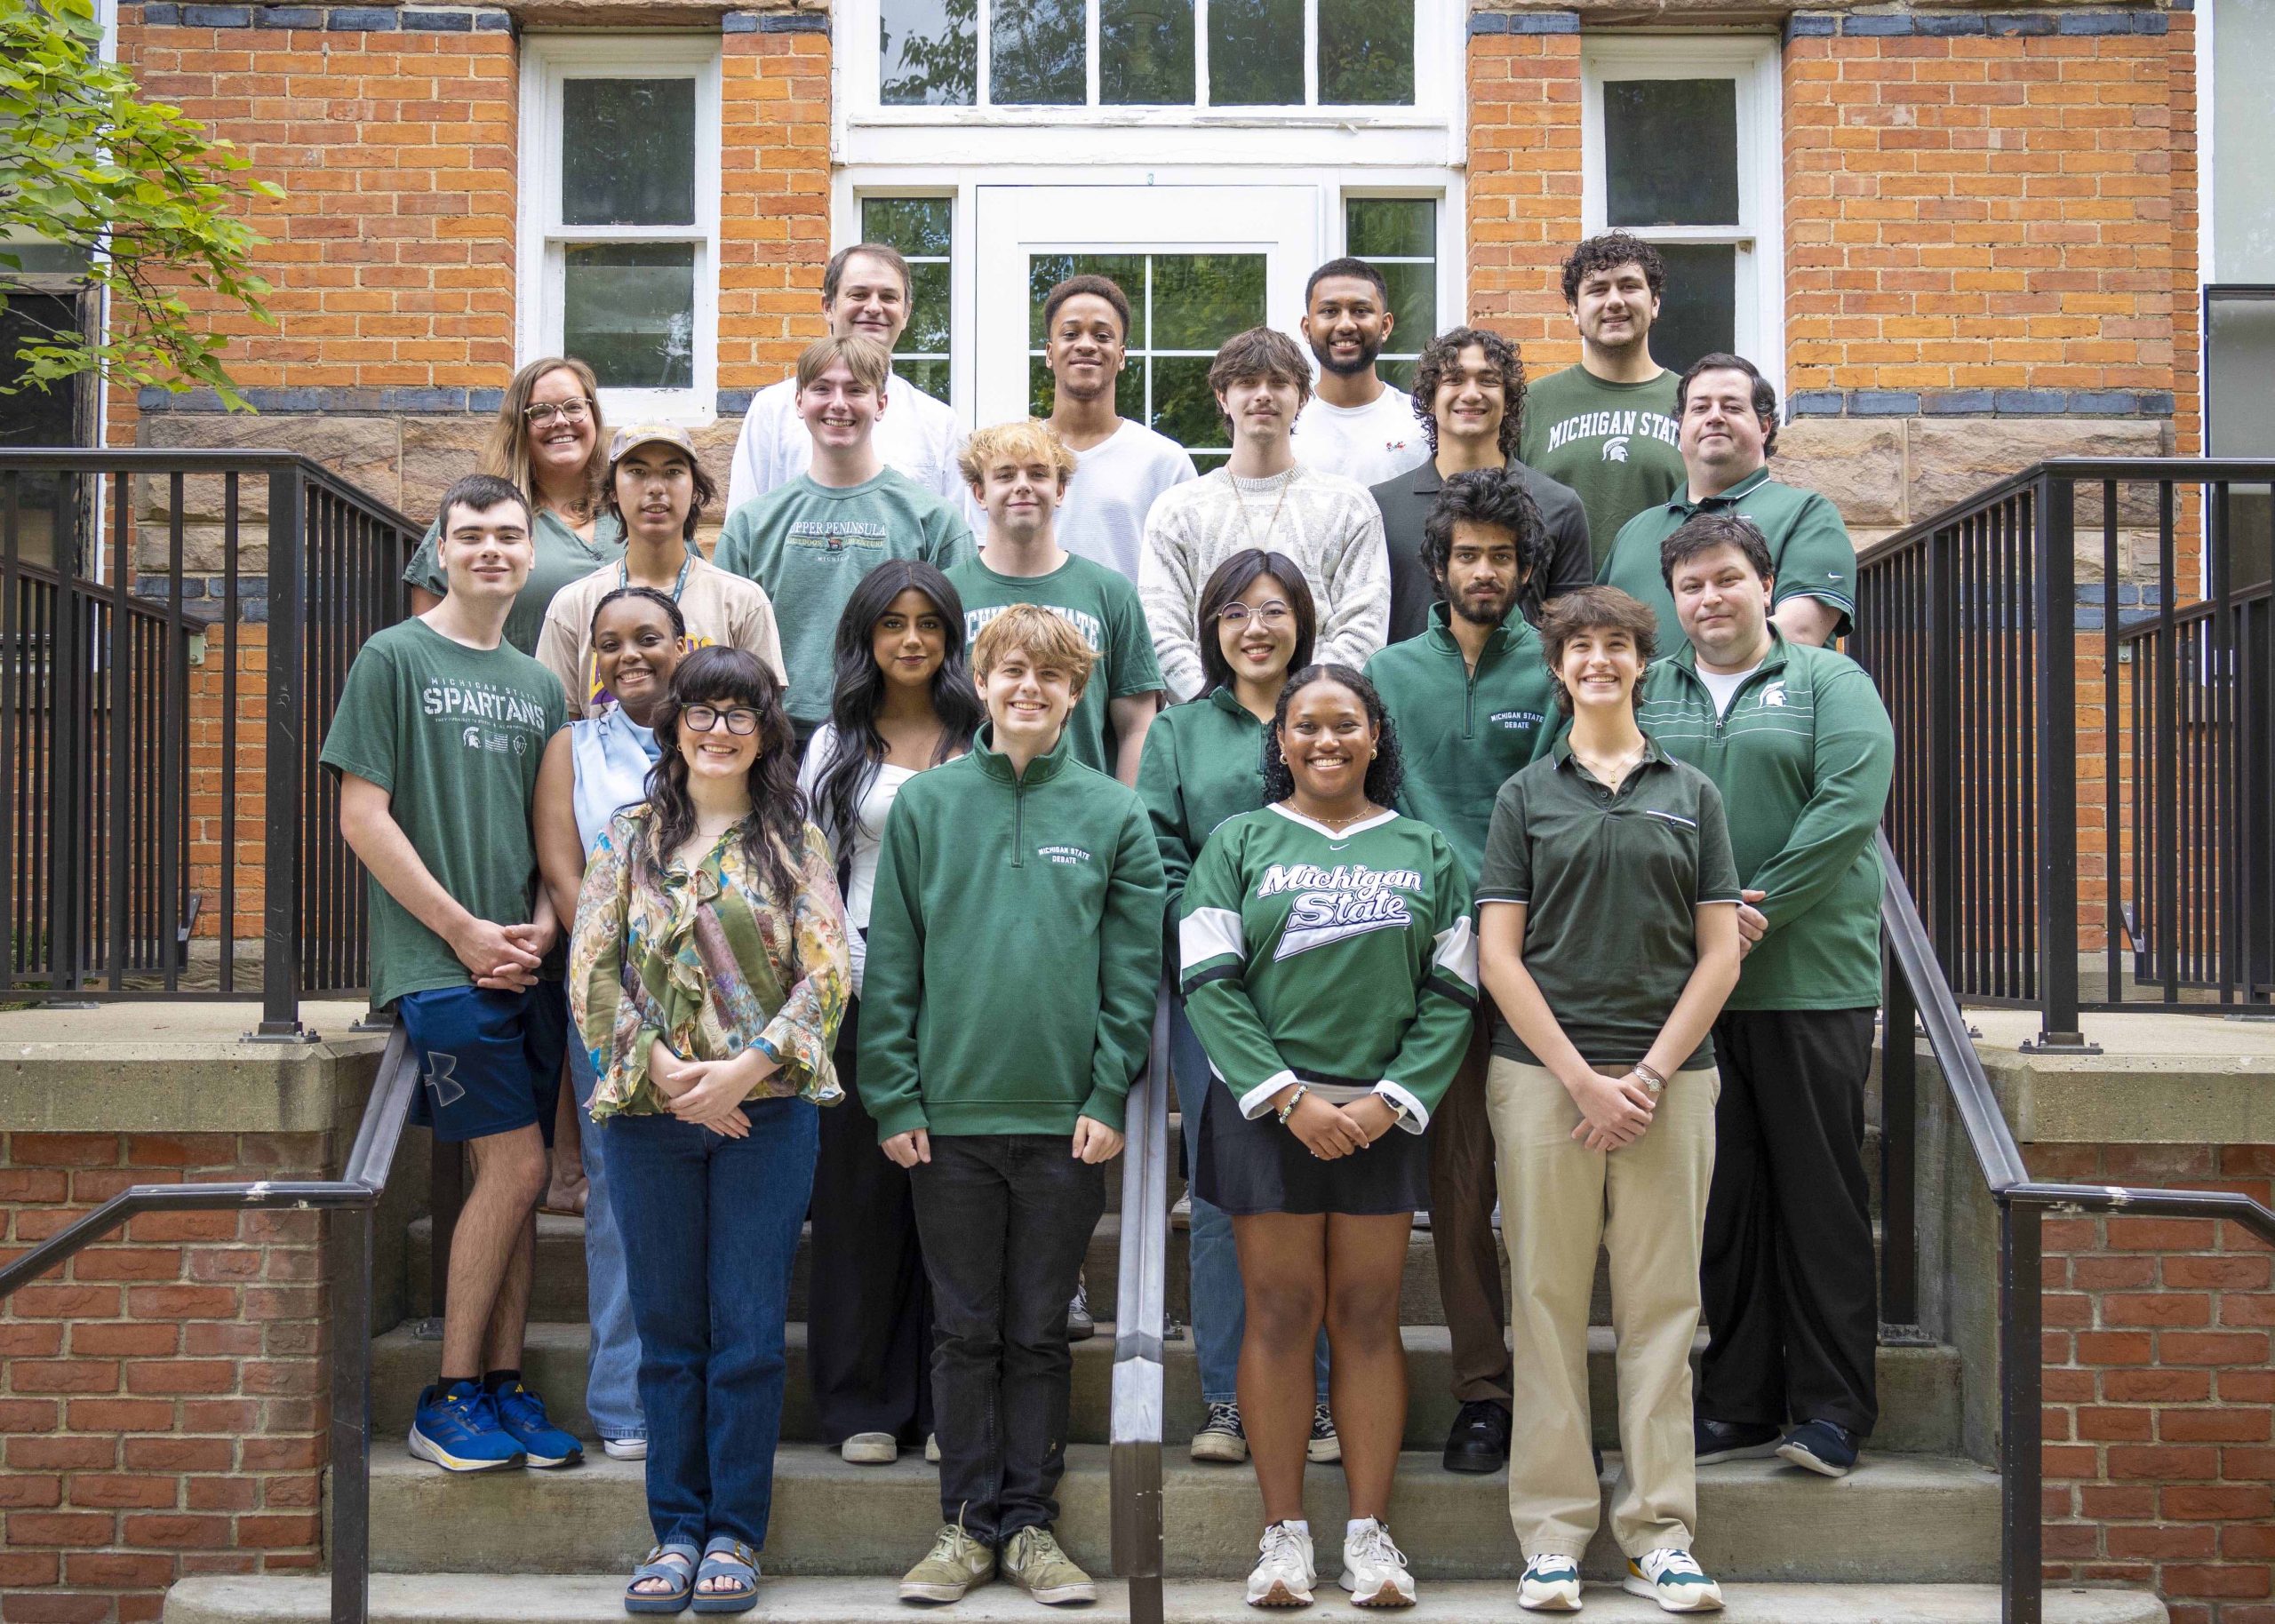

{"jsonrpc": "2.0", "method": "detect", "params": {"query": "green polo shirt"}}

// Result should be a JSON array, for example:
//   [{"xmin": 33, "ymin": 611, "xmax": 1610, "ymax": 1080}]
[
  {"xmin": 1597, "ymin": 466, "xmax": 1856, "ymax": 657},
  {"xmin": 1638, "ymin": 633, "xmax": 1894, "ymax": 1012},
  {"xmin": 1365, "ymin": 604, "xmax": 1557, "ymax": 886},
  {"xmin": 1477, "ymin": 737, "xmax": 1741, "ymax": 1072}
]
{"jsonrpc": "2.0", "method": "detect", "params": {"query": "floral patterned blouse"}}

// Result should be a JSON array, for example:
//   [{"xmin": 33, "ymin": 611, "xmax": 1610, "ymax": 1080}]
[{"xmin": 569, "ymin": 804, "xmax": 851, "ymax": 1121}]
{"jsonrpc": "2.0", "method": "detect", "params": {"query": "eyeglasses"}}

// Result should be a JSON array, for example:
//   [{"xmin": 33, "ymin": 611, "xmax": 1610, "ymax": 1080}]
[
  {"xmin": 523, "ymin": 398, "xmax": 593, "ymax": 426},
  {"xmin": 1217, "ymin": 601, "xmax": 1294, "ymax": 627},
  {"xmin": 681, "ymin": 705, "xmax": 761, "ymax": 736}
]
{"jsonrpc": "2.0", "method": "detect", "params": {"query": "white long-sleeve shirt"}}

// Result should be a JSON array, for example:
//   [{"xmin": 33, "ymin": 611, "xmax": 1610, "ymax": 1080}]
[
  {"xmin": 1138, "ymin": 464, "xmax": 1390, "ymax": 703},
  {"xmin": 723, "ymin": 369, "xmax": 966, "ymax": 513}
]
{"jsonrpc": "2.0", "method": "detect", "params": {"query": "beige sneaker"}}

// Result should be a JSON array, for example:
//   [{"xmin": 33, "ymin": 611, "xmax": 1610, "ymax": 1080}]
[
  {"xmin": 842, "ymin": 1431, "xmax": 898, "ymax": 1465},
  {"xmin": 899, "ymin": 1521, "xmax": 995, "ymax": 1604},
  {"xmin": 1002, "ymin": 1525, "xmax": 1097, "ymax": 1605}
]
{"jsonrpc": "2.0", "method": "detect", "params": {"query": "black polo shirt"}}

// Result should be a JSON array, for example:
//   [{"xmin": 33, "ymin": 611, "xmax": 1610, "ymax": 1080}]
[
  {"xmin": 1370, "ymin": 458, "xmax": 1597, "ymax": 645},
  {"xmin": 1477, "ymin": 736, "xmax": 1741, "ymax": 1073}
]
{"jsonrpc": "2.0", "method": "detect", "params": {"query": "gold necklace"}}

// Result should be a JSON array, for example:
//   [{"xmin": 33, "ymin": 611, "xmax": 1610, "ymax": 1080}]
[
  {"xmin": 1576, "ymin": 743, "xmax": 1647, "ymax": 788},
  {"xmin": 1233, "ymin": 467, "xmax": 1294, "ymax": 553}
]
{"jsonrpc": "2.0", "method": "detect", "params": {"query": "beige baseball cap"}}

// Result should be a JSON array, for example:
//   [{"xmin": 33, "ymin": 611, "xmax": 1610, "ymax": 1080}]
[{"xmin": 606, "ymin": 423, "xmax": 698, "ymax": 466}]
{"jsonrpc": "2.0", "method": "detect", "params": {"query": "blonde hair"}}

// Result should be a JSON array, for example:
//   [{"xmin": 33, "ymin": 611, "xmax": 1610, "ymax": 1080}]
[
  {"xmin": 483, "ymin": 356, "xmax": 607, "ymax": 517},
  {"xmin": 958, "ymin": 418, "xmax": 1078, "ymax": 492},
  {"xmin": 794, "ymin": 333, "xmax": 893, "ymax": 395},
  {"xmin": 971, "ymin": 602, "xmax": 1096, "ymax": 697}
]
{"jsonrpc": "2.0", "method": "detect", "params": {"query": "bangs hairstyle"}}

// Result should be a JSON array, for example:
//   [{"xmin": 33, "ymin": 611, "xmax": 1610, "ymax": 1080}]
[
  {"xmin": 436, "ymin": 472, "xmax": 531, "ymax": 536},
  {"xmin": 1422, "ymin": 467, "xmax": 1548, "ymax": 619},
  {"xmin": 1261, "ymin": 663, "xmax": 1404, "ymax": 808},
  {"xmin": 1196, "ymin": 549, "xmax": 1317, "ymax": 697},
  {"xmin": 971, "ymin": 601, "xmax": 1097, "ymax": 697},
  {"xmin": 1537, "ymin": 586, "xmax": 1659, "ymax": 716},
  {"xmin": 1304, "ymin": 256, "xmax": 1390, "ymax": 310},
  {"xmin": 642, "ymin": 648, "xmax": 809, "ymax": 904},
  {"xmin": 958, "ymin": 418, "xmax": 1079, "ymax": 491},
  {"xmin": 1042, "ymin": 274, "xmax": 1132, "ymax": 340},
  {"xmin": 1560, "ymin": 232, "xmax": 1668, "ymax": 307},
  {"xmin": 822, "ymin": 242, "xmax": 912, "ymax": 306},
  {"xmin": 1660, "ymin": 511, "xmax": 1772, "ymax": 590},
  {"xmin": 1410, "ymin": 326, "xmax": 1525, "ymax": 461},
  {"xmin": 1207, "ymin": 327, "xmax": 1313, "ymax": 424},
  {"xmin": 603, "ymin": 442, "xmax": 718, "ymax": 544},
  {"xmin": 483, "ymin": 356, "xmax": 607, "ymax": 517},
  {"xmin": 1676, "ymin": 352, "xmax": 1781, "ymax": 459},
  {"xmin": 794, "ymin": 332, "xmax": 894, "ymax": 395}
]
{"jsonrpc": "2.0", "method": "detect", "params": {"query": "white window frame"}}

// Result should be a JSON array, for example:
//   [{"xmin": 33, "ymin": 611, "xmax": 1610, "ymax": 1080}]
[
  {"xmin": 517, "ymin": 35, "xmax": 722, "ymax": 426},
  {"xmin": 1580, "ymin": 35, "xmax": 1784, "ymax": 400}
]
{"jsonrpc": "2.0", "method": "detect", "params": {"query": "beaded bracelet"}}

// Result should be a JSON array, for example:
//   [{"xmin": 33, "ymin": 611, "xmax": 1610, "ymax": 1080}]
[{"xmin": 1275, "ymin": 1083, "xmax": 1310, "ymax": 1126}]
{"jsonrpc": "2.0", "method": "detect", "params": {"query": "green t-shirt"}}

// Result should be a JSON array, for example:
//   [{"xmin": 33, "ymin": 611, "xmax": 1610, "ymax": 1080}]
[
  {"xmin": 947, "ymin": 552, "xmax": 1164, "ymax": 779},
  {"xmin": 403, "ymin": 507, "xmax": 625, "ymax": 657},
  {"xmin": 714, "ymin": 469, "xmax": 975, "ymax": 724},
  {"xmin": 1518, "ymin": 365, "xmax": 1685, "ymax": 570},
  {"xmin": 1476, "ymin": 737, "xmax": 1741, "ymax": 1072},
  {"xmin": 317, "ymin": 619, "xmax": 568, "ymax": 1009}
]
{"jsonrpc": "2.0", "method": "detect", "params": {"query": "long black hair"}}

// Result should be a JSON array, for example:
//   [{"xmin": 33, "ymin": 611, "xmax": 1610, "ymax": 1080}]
[
  {"xmin": 639, "ymin": 648, "xmax": 807, "ymax": 904},
  {"xmin": 1194, "ymin": 548, "xmax": 1317, "ymax": 698},
  {"xmin": 1260, "ymin": 664, "xmax": 1404, "ymax": 808},
  {"xmin": 812, "ymin": 561, "xmax": 983, "ymax": 853}
]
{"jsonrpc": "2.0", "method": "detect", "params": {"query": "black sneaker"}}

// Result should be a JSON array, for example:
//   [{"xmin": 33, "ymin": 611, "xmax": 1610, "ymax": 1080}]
[
  {"xmin": 1776, "ymin": 1418, "xmax": 1859, "ymax": 1478},
  {"xmin": 1694, "ymin": 1416, "xmax": 1782, "ymax": 1465},
  {"xmin": 1441, "ymin": 1398, "xmax": 1512, "ymax": 1473}
]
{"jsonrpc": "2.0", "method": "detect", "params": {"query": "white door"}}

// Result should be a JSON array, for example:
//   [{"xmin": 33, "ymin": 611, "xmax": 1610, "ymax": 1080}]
[{"xmin": 974, "ymin": 185, "xmax": 1322, "ymax": 469}]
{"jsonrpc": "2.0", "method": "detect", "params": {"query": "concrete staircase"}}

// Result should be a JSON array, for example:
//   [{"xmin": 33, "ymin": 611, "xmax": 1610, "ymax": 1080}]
[{"xmin": 165, "ymin": 1116, "xmax": 2167, "ymax": 1624}]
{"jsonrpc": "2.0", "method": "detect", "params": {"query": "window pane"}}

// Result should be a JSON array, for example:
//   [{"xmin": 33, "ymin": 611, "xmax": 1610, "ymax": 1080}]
[
  {"xmin": 1102, "ymin": 0, "xmax": 1194, "ymax": 104},
  {"xmin": 993, "ymin": 0, "xmax": 1085, "ymax": 104},
  {"xmin": 897, "ymin": 357, "xmax": 954, "ymax": 403},
  {"xmin": 862, "ymin": 196, "xmax": 954, "ymax": 401},
  {"xmin": 1378, "ymin": 358, "xmax": 1416, "ymax": 394},
  {"xmin": 1345, "ymin": 197, "xmax": 1433, "ymax": 259},
  {"xmin": 1376, "ymin": 261, "xmax": 1434, "ymax": 354},
  {"xmin": 1027, "ymin": 253, "xmax": 1149, "ymax": 345},
  {"xmin": 1153, "ymin": 354, "xmax": 1228, "ymax": 467},
  {"xmin": 882, "ymin": 0, "xmax": 976, "ymax": 106},
  {"xmin": 862, "ymin": 195, "xmax": 952, "ymax": 258},
  {"xmin": 1209, "ymin": 0, "xmax": 1302, "ymax": 105},
  {"xmin": 2212, "ymin": 0, "xmax": 2275, "ymax": 279},
  {"xmin": 561, "ymin": 79, "xmax": 695, "ymax": 227},
  {"xmin": 0, "ymin": 291, "xmax": 84, "ymax": 568},
  {"xmin": 1319, "ymin": 0, "xmax": 1412, "ymax": 105},
  {"xmin": 2207, "ymin": 291, "xmax": 2275, "ymax": 591},
  {"xmin": 902, "ymin": 259, "xmax": 953, "ymax": 355},
  {"xmin": 563, "ymin": 243, "xmax": 697, "ymax": 390},
  {"xmin": 1028, "ymin": 352, "xmax": 1144, "ymax": 420},
  {"xmin": 1647, "ymin": 243, "xmax": 1736, "ymax": 376},
  {"xmin": 1150, "ymin": 254, "xmax": 1267, "ymax": 351},
  {"xmin": 1605, "ymin": 79, "xmax": 1739, "ymax": 227}
]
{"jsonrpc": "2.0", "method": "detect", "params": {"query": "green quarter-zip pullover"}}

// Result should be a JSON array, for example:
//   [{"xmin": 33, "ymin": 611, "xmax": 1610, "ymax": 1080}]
[{"xmin": 1136, "ymin": 685, "xmax": 1270, "ymax": 927}]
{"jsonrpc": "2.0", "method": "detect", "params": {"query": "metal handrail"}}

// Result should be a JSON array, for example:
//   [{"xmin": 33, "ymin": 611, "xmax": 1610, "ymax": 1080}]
[
  {"xmin": 0, "ymin": 448, "xmax": 422, "ymax": 537},
  {"xmin": 0, "ymin": 1022, "xmax": 422, "ymax": 1624},
  {"xmin": 1110, "ymin": 988, "xmax": 1172, "ymax": 1624},
  {"xmin": 1858, "ymin": 456, "xmax": 2275, "ymax": 569}
]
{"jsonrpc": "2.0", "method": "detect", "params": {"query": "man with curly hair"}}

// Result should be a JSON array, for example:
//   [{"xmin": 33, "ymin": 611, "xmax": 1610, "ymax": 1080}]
[
  {"xmin": 1521, "ymin": 234, "xmax": 1687, "ymax": 568},
  {"xmin": 1370, "ymin": 328, "xmax": 1594, "ymax": 643}
]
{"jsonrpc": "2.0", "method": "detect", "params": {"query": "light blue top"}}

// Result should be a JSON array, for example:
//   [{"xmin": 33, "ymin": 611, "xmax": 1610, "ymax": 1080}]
[{"xmin": 571, "ymin": 705, "xmax": 660, "ymax": 856}]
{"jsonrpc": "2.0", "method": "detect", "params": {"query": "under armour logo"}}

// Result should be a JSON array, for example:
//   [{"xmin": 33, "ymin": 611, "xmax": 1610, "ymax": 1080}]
[{"xmin": 423, "ymin": 1051, "xmax": 466, "ymax": 1108}]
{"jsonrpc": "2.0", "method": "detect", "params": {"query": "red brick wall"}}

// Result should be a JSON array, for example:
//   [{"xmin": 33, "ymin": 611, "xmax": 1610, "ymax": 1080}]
[
  {"xmin": 1465, "ymin": 20, "xmax": 1585, "ymax": 375},
  {"xmin": 719, "ymin": 23, "xmax": 834, "ymax": 395},
  {"xmin": 0, "ymin": 1132, "xmax": 331, "ymax": 1624}
]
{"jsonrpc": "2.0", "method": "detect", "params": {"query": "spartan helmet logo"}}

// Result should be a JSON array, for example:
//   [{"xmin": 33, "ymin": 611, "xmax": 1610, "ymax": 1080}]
[{"xmin": 1602, "ymin": 436, "xmax": 1632, "ymax": 463}]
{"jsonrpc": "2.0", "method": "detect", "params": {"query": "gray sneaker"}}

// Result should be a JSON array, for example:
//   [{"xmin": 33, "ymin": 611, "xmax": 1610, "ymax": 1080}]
[
  {"xmin": 1002, "ymin": 1525, "xmax": 1097, "ymax": 1605},
  {"xmin": 899, "ymin": 1520, "xmax": 995, "ymax": 1604},
  {"xmin": 1066, "ymin": 1275, "xmax": 1096, "ymax": 1341}
]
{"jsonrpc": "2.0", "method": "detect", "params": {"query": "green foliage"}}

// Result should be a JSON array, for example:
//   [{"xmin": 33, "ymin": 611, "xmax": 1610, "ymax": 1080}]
[{"xmin": 1, "ymin": 0, "xmax": 280, "ymax": 409}]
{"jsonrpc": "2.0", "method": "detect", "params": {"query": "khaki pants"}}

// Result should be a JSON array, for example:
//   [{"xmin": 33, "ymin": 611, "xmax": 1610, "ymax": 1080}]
[{"xmin": 1487, "ymin": 1056, "xmax": 1717, "ymax": 1561}]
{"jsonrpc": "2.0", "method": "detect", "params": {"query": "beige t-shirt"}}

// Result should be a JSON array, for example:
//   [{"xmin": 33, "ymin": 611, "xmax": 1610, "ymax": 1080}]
[{"xmin": 536, "ymin": 554, "xmax": 787, "ymax": 719}]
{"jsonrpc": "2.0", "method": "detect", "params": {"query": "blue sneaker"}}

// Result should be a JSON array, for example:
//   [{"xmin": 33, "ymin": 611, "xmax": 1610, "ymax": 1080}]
[
  {"xmin": 491, "ymin": 1379, "xmax": 585, "ymax": 1469},
  {"xmin": 408, "ymin": 1380, "xmax": 525, "ymax": 1473},
  {"xmin": 1776, "ymin": 1418, "xmax": 1858, "ymax": 1478}
]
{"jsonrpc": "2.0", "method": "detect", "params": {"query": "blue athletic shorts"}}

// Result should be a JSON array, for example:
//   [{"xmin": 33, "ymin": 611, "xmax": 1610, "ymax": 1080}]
[{"xmin": 396, "ymin": 981, "xmax": 568, "ymax": 1146}]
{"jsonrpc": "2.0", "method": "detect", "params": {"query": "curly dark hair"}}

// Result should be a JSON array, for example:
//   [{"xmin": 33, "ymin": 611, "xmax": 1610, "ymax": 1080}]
[
  {"xmin": 1560, "ymin": 232, "xmax": 1668, "ymax": 307},
  {"xmin": 1409, "ymin": 326, "xmax": 1525, "ymax": 461},
  {"xmin": 640, "ymin": 648, "xmax": 809, "ymax": 904},
  {"xmin": 1422, "ymin": 467, "xmax": 1548, "ymax": 622},
  {"xmin": 1260, "ymin": 664, "xmax": 1404, "ymax": 808}
]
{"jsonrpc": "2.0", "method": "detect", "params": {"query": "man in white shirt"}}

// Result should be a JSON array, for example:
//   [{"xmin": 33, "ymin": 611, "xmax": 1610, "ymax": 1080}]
[
  {"xmin": 1289, "ymin": 257, "xmax": 1430, "ymax": 491},
  {"xmin": 1033, "ymin": 273, "xmax": 1197, "ymax": 583},
  {"xmin": 723, "ymin": 243, "xmax": 966, "ymax": 511}
]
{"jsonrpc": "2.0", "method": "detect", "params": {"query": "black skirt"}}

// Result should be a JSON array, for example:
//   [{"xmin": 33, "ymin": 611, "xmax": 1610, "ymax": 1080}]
[{"xmin": 1194, "ymin": 1074, "xmax": 1433, "ymax": 1217}]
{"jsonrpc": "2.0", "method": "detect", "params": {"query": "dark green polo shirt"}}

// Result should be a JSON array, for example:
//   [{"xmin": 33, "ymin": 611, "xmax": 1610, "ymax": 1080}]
[
  {"xmin": 1638, "ymin": 634, "xmax": 1894, "ymax": 1012},
  {"xmin": 1477, "ymin": 737, "xmax": 1741, "ymax": 1072},
  {"xmin": 1369, "ymin": 458, "xmax": 1597, "ymax": 645},
  {"xmin": 1597, "ymin": 466, "xmax": 1857, "ymax": 657}
]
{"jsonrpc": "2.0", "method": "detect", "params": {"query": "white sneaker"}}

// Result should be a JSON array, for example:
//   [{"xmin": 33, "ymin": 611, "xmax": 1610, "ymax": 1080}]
[
  {"xmin": 1247, "ymin": 1521, "xmax": 1316, "ymax": 1608},
  {"xmin": 1338, "ymin": 1519, "xmax": 1415, "ymax": 1608},
  {"xmin": 601, "ymin": 1437, "xmax": 647, "ymax": 1461},
  {"xmin": 1519, "ymin": 1553, "xmax": 1583, "ymax": 1611},
  {"xmin": 924, "ymin": 1432, "xmax": 941, "ymax": 1463},
  {"xmin": 841, "ymin": 1431, "xmax": 898, "ymax": 1465},
  {"xmin": 1622, "ymin": 1549, "xmax": 1723, "ymax": 1613}
]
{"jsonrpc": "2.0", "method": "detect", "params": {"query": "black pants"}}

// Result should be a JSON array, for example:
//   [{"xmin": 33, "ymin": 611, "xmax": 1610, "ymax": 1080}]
[
  {"xmin": 1427, "ymin": 1000, "xmax": 1510, "ymax": 1405},
  {"xmin": 1697, "ymin": 1007, "xmax": 1880, "ymax": 1437},
  {"xmin": 808, "ymin": 999, "xmax": 935, "ymax": 1446},
  {"xmin": 912, "ymin": 1133, "xmax": 1105, "ymax": 1547}
]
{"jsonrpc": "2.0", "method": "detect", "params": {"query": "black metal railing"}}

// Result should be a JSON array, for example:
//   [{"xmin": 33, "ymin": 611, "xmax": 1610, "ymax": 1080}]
[
  {"xmin": 1850, "ymin": 457, "xmax": 2275, "ymax": 1041},
  {"xmin": 0, "ymin": 451, "xmax": 419, "ymax": 1036},
  {"xmin": 1875, "ymin": 832, "xmax": 2275, "ymax": 1624},
  {"xmin": 0, "ymin": 1020, "xmax": 420, "ymax": 1624},
  {"xmin": 1109, "ymin": 989, "xmax": 1173, "ymax": 1624}
]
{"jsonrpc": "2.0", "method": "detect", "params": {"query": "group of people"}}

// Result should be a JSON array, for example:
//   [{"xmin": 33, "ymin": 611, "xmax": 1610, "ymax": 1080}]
[{"xmin": 323, "ymin": 228, "xmax": 1894, "ymax": 1618}]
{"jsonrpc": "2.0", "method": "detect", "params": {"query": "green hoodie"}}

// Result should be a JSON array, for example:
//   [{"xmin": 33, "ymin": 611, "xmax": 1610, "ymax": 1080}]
[
  {"xmin": 1636, "ymin": 633, "xmax": 1895, "ymax": 1010},
  {"xmin": 858, "ymin": 721, "xmax": 1166, "ymax": 1140},
  {"xmin": 1136, "ymin": 686, "xmax": 1269, "ymax": 927},
  {"xmin": 1365, "ymin": 604, "xmax": 1557, "ymax": 885}
]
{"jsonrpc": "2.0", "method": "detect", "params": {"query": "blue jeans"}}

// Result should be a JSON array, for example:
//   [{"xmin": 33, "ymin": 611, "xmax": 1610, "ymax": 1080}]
[
  {"xmin": 570, "ymin": 1043, "xmax": 643, "ymax": 1445},
  {"xmin": 1173, "ymin": 999, "xmax": 1329, "ymax": 1406},
  {"xmin": 604, "ymin": 1097, "xmax": 818, "ymax": 1552}
]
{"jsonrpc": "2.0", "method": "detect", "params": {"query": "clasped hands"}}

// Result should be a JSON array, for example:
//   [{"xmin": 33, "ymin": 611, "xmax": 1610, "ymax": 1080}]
[
  {"xmin": 879, "ymin": 1116, "xmax": 1125, "ymax": 1171},
  {"xmin": 1281, "ymin": 1089, "xmax": 1400, "ymax": 1161},
  {"xmin": 649, "ymin": 1039, "xmax": 779, "ymax": 1139}
]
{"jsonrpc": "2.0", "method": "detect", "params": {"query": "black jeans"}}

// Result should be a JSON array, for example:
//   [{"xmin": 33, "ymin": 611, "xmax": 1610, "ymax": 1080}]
[
  {"xmin": 911, "ymin": 1133, "xmax": 1106, "ymax": 1547},
  {"xmin": 1697, "ymin": 1007, "xmax": 1880, "ymax": 1437}
]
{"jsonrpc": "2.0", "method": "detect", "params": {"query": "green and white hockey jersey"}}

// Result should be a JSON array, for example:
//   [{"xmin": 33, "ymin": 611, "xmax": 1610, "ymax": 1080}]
[{"xmin": 1179, "ymin": 804, "xmax": 1477, "ymax": 1132}]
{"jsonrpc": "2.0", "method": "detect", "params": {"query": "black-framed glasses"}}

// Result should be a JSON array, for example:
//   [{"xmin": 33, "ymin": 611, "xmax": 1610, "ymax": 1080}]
[
  {"xmin": 523, "ymin": 398, "xmax": 594, "ymax": 426},
  {"xmin": 682, "ymin": 705, "xmax": 760, "ymax": 736},
  {"xmin": 1217, "ymin": 601, "xmax": 1293, "ymax": 627}
]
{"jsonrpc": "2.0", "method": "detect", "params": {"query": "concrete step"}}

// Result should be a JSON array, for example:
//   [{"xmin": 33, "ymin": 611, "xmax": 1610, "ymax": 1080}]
[
  {"xmin": 355, "ymin": 1445, "xmax": 2003, "ymax": 1582},
  {"xmin": 368, "ymin": 1322, "xmax": 1962, "ymax": 1457},
  {"xmin": 165, "ymin": 1574, "xmax": 2164, "ymax": 1624}
]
